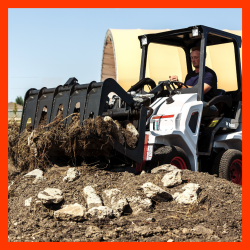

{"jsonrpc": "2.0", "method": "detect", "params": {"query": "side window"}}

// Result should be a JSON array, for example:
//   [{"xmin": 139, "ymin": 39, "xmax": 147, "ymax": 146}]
[
  {"xmin": 189, "ymin": 112, "xmax": 199, "ymax": 133},
  {"xmin": 205, "ymin": 42, "xmax": 240, "ymax": 91}
]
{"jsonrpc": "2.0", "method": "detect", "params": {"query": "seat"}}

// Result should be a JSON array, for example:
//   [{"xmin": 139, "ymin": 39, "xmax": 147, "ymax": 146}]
[{"xmin": 216, "ymin": 89, "xmax": 226, "ymax": 96}]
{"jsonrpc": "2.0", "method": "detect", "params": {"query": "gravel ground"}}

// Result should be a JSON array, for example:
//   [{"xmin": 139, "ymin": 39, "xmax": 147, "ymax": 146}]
[{"xmin": 8, "ymin": 159, "xmax": 242, "ymax": 242}]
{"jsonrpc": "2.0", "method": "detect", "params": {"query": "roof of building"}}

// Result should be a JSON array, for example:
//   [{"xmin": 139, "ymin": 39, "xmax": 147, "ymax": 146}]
[{"xmin": 8, "ymin": 102, "xmax": 23, "ymax": 111}]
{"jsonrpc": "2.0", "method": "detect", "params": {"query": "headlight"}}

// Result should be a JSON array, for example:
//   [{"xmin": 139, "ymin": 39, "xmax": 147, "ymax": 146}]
[
  {"xmin": 192, "ymin": 27, "xmax": 199, "ymax": 37},
  {"xmin": 141, "ymin": 36, "xmax": 147, "ymax": 46}
]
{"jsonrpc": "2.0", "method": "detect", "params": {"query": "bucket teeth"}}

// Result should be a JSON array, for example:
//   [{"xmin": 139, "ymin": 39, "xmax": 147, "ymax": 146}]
[{"xmin": 20, "ymin": 78, "xmax": 136, "ymax": 133}]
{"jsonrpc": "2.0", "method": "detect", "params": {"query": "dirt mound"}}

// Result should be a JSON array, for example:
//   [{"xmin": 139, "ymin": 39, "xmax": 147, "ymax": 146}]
[{"xmin": 8, "ymin": 162, "xmax": 242, "ymax": 242}]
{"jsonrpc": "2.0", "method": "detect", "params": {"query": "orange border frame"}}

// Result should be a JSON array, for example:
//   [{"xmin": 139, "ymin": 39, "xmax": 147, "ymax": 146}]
[{"xmin": 3, "ymin": 2, "xmax": 246, "ymax": 248}]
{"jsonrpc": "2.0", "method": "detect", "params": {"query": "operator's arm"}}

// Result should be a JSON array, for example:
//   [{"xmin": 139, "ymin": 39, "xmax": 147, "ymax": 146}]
[
  {"xmin": 204, "ymin": 83, "xmax": 212, "ymax": 94},
  {"xmin": 171, "ymin": 74, "xmax": 214, "ymax": 92},
  {"xmin": 170, "ymin": 75, "xmax": 192, "ymax": 89},
  {"xmin": 203, "ymin": 71, "xmax": 215, "ymax": 94},
  {"xmin": 186, "ymin": 83, "xmax": 211, "ymax": 91}
]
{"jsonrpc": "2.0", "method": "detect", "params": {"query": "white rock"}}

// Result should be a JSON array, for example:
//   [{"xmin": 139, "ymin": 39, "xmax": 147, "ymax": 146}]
[
  {"xmin": 151, "ymin": 164, "xmax": 179, "ymax": 174},
  {"xmin": 113, "ymin": 121, "xmax": 125, "ymax": 145},
  {"xmin": 102, "ymin": 189, "xmax": 129, "ymax": 217},
  {"xmin": 54, "ymin": 203, "xmax": 86, "ymax": 221},
  {"xmin": 146, "ymin": 217, "xmax": 155, "ymax": 222},
  {"xmin": 83, "ymin": 186, "xmax": 103, "ymax": 209},
  {"xmin": 174, "ymin": 183, "xmax": 201, "ymax": 204},
  {"xmin": 141, "ymin": 182, "xmax": 172, "ymax": 202},
  {"xmin": 33, "ymin": 176, "xmax": 47, "ymax": 184},
  {"xmin": 182, "ymin": 183, "xmax": 200, "ymax": 191},
  {"xmin": 126, "ymin": 123, "xmax": 139, "ymax": 138},
  {"xmin": 63, "ymin": 168, "xmax": 80, "ymax": 182},
  {"xmin": 192, "ymin": 225, "xmax": 213, "ymax": 235},
  {"xmin": 38, "ymin": 188, "xmax": 63, "ymax": 204},
  {"xmin": 140, "ymin": 170, "xmax": 146, "ymax": 175},
  {"xmin": 27, "ymin": 130, "xmax": 36, "ymax": 146},
  {"xmin": 25, "ymin": 197, "xmax": 32, "ymax": 207},
  {"xmin": 167, "ymin": 239, "xmax": 174, "ymax": 242},
  {"xmin": 27, "ymin": 131, "xmax": 38, "ymax": 156},
  {"xmin": 8, "ymin": 181, "xmax": 14, "ymax": 191},
  {"xmin": 86, "ymin": 206, "xmax": 114, "ymax": 219},
  {"xmin": 104, "ymin": 116, "xmax": 112, "ymax": 122},
  {"xmin": 103, "ymin": 117, "xmax": 125, "ymax": 145},
  {"xmin": 182, "ymin": 228, "xmax": 191, "ymax": 234},
  {"xmin": 161, "ymin": 170, "xmax": 182, "ymax": 187},
  {"xmin": 173, "ymin": 192, "xmax": 180, "ymax": 199},
  {"xmin": 24, "ymin": 169, "xmax": 43, "ymax": 178},
  {"xmin": 127, "ymin": 196, "xmax": 152, "ymax": 214}
]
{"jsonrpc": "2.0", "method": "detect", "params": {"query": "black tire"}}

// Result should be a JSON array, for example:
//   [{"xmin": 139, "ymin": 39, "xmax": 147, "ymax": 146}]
[
  {"xmin": 148, "ymin": 145, "xmax": 191, "ymax": 172},
  {"xmin": 212, "ymin": 149, "xmax": 242, "ymax": 185}
]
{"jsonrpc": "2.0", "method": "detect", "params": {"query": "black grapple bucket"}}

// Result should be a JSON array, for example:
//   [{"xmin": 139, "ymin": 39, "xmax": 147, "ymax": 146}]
[{"xmin": 19, "ymin": 77, "xmax": 147, "ymax": 163}]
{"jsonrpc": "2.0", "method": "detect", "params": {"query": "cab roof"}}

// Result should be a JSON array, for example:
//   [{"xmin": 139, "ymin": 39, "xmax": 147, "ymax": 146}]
[{"xmin": 138, "ymin": 25, "xmax": 242, "ymax": 49}]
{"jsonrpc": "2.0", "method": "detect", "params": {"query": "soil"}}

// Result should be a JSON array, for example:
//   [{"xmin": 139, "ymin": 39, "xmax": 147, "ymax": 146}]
[
  {"xmin": 8, "ymin": 116, "xmax": 242, "ymax": 242},
  {"xmin": 8, "ymin": 160, "xmax": 242, "ymax": 242}
]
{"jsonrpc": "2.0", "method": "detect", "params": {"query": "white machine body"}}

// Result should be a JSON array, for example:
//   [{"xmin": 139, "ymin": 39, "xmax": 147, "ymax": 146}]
[{"xmin": 144, "ymin": 93, "xmax": 242, "ymax": 172}]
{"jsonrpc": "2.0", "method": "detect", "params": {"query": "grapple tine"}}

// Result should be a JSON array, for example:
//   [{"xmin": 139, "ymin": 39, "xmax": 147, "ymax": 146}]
[
  {"xmin": 33, "ymin": 86, "xmax": 61, "ymax": 129},
  {"xmin": 49, "ymin": 83, "xmax": 78, "ymax": 125},
  {"xmin": 19, "ymin": 88, "xmax": 40, "ymax": 134},
  {"xmin": 66, "ymin": 83, "xmax": 89, "ymax": 125}
]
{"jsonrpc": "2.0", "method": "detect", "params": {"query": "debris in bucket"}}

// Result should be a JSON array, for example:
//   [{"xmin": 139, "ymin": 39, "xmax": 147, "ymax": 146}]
[{"xmin": 8, "ymin": 113, "xmax": 139, "ymax": 172}]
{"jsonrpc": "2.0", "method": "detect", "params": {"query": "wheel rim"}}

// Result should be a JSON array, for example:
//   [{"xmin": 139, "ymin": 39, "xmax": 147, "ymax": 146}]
[
  {"xmin": 230, "ymin": 159, "xmax": 242, "ymax": 185},
  {"xmin": 171, "ymin": 156, "xmax": 187, "ymax": 170}
]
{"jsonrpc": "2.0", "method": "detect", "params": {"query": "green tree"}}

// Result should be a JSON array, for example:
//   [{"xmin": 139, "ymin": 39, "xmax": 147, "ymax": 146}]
[
  {"xmin": 15, "ymin": 96, "xmax": 24, "ymax": 106},
  {"xmin": 13, "ymin": 103, "xmax": 17, "ymax": 115}
]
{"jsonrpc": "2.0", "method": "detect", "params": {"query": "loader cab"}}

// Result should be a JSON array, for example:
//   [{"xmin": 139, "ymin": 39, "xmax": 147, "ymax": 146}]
[
  {"xmin": 138, "ymin": 25, "xmax": 242, "ymax": 155},
  {"xmin": 139, "ymin": 27, "xmax": 241, "ymax": 117},
  {"xmin": 138, "ymin": 25, "xmax": 241, "ymax": 101}
]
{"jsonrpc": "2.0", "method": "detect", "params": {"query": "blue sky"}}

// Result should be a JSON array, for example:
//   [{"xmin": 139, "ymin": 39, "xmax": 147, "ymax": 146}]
[{"xmin": 8, "ymin": 8, "xmax": 242, "ymax": 102}]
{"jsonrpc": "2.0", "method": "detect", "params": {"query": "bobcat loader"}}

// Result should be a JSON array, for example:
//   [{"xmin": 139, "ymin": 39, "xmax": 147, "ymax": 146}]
[{"xmin": 19, "ymin": 25, "xmax": 242, "ymax": 185}]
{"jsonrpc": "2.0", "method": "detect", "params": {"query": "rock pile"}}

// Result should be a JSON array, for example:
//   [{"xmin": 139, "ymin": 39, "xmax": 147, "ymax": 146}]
[
  {"xmin": 17, "ymin": 165, "xmax": 204, "ymax": 222},
  {"xmin": 8, "ymin": 162, "xmax": 242, "ymax": 242}
]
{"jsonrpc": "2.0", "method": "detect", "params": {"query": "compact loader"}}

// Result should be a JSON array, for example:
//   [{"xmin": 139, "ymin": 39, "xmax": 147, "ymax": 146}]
[{"xmin": 19, "ymin": 25, "xmax": 242, "ymax": 185}]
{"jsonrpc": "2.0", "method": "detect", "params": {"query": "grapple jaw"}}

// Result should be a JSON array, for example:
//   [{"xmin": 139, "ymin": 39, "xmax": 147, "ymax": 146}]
[{"xmin": 19, "ymin": 77, "xmax": 147, "ymax": 163}]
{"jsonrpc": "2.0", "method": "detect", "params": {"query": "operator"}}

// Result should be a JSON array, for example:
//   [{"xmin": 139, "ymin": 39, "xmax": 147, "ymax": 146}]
[{"xmin": 170, "ymin": 47, "xmax": 217, "ymax": 102}]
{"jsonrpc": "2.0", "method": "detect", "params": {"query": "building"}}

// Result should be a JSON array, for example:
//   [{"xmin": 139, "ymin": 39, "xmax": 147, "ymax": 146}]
[{"xmin": 8, "ymin": 102, "xmax": 23, "ymax": 119}]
